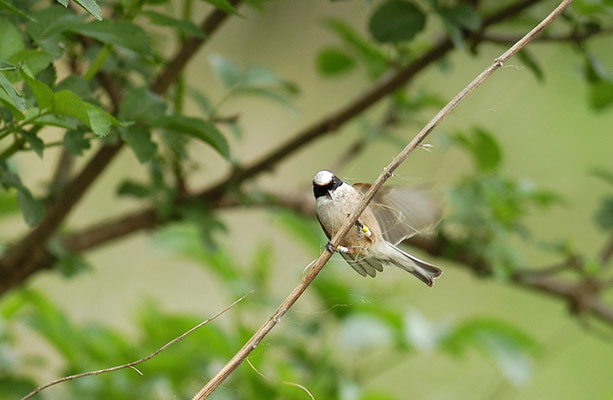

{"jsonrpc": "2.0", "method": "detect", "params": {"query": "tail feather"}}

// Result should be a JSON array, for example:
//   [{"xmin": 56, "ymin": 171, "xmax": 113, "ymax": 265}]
[
  {"xmin": 388, "ymin": 245, "xmax": 442, "ymax": 287},
  {"xmin": 341, "ymin": 253, "xmax": 383, "ymax": 278}
]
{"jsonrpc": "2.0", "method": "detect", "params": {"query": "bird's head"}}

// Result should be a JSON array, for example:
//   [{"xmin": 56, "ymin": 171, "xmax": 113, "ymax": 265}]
[{"xmin": 313, "ymin": 170, "xmax": 343, "ymax": 199}]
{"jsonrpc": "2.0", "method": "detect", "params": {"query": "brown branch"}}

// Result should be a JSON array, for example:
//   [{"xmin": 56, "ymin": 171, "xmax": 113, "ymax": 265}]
[
  {"xmin": 20, "ymin": 291, "xmax": 251, "ymax": 400},
  {"xmin": 48, "ymin": 150, "xmax": 74, "ymax": 200},
  {"xmin": 0, "ymin": 2, "xmax": 242, "ymax": 295},
  {"xmin": 191, "ymin": 2, "xmax": 573, "ymax": 398}
]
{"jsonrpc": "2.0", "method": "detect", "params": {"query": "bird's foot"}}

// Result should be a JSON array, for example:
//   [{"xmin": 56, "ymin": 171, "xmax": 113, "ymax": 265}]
[{"xmin": 326, "ymin": 241, "xmax": 350, "ymax": 254}]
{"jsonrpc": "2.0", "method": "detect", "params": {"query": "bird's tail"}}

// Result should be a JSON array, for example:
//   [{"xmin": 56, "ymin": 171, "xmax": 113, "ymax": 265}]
[{"xmin": 386, "ymin": 244, "xmax": 442, "ymax": 287}]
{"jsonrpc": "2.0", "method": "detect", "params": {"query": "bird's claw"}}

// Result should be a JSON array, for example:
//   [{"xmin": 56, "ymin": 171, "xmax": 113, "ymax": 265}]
[{"xmin": 326, "ymin": 241, "xmax": 350, "ymax": 254}]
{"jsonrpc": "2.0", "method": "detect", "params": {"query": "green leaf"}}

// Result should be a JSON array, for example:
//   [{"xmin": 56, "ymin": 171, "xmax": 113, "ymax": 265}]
[
  {"xmin": 0, "ymin": 190, "xmax": 20, "ymax": 219},
  {"xmin": 517, "ymin": 49, "xmax": 544, "ymax": 82},
  {"xmin": 119, "ymin": 87, "xmax": 167, "ymax": 124},
  {"xmin": 73, "ymin": 0, "xmax": 103, "ymax": 20},
  {"xmin": 250, "ymin": 243, "xmax": 273, "ymax": 289},
  {"xmin": 117, "ymin": 180, "xmax": 150, "ymax": 198},
  {"xmin": 142, "ymin": 10, "xmax": 205, "ymax": 38},
  {"xmin": 52, "ymin": 90, "xmax": 116, "ymax": 136},
  {"xmin": 63, "ymin": 130, "xmax": 91, "ymax": 155},
  {"xmin": 26, "ymin": 7, "xmax": 85, "ymax": 58},
  {"xmin": 442, "ymin": 318, "xmax": 539, "ymax": 386},
  {"xmin": 595, "ymin": 196, "xmax": 613, "ymax": 230},
  {"xmin": 0, "ymin": 88, "xmax": 25, "ymax": 119},
  {"xmin": 234, "ymin": 87, "xmax": 296, "ymax": 111},
  {"xmin": 589, "ymin": 80, "xmax": 613, "ymax": 111},
  {"xmin": 439, "ymin": 3, "xmax": 481, "ymax": 32},
  {"xmin": 325, "ymin": 18, "xmax": 389, "ymax": 78},
  {"xmin": 16, "ymin": 291, "xmax": 82, "ymax": 363},
  {"xmin": 360, "ymin": 393, "xmax": 398, "ymax": 400},
  {"xmin": 0, "ymin": 162, "xmax": 21, "ymax": 188},
  {"xmin": 27, "ymin": 7, "xmax": 85, "ymax": 40},
  {"xmin": 69, "ymin": 20, "xmax": 151, "ymax": 56},
  {"xmin": 584, "ymin": 53, "xmax": 607, "ymax": 84},
  {"xmin": 17, "ymin": 187, "xmax": 44, "ymax": 226},
  {"xmin": 84, "ymin": 102, "xmax": 113, "ymax": 137},
  {"xmin": 189, "ymin": 89, "xmax": 214, "ymax": 115},
  {"xmin": 161, "ymin": 115, "xmax": 229, "ymax": 159},
  {"xmin": 441, "ymin": 18, "xmax": 464, "ymax": 48},
  {"xmin": 8, "ymin": 50, "xmax": 54, "ymax": 78},
  {"xmin": 120, "ymin": 125, "xmax": 158, "ymax": 163},
  {"xmin": 22, "ymin": 71, "xmax": 54, "ymax": 110},
  {"xmin": 0, "ymin": 377, "xmax": 37, "ymax": 399},
  {"xmin": 0, "ymin": 19, "xmax": 24, "ymax": 60},
  {"xmin": 48, "ymin": 239, "xmax": 91, "ymax": 277},
  {"xmin": 209, "ymin": 54, "xmax": 242, "ymax": 88},
  {"xmin": 52, "ymin": 89, "xmax": 89, "ymax": 126},
  {"xmin": 316, "ymin": 47, "xmax": 356, "ymax": 76},
  {"xmin": 55, "ymin": 75, "xmax": 96, "ymax": 103},
  {"xmin": 0, "ymin": 0, "xmax": 37, "ymax": 21},
  {"xmin": 0, "ymin": 71, "xmax": 25, "ymax": 113},
  {"xmin": 369, "ymin": 1, "xmax": 426, "ymax": 43},
  {"xmin": 56, "ymin": 0, "xmax": 102, "ymax": 20},
  {"xmin": 590, "ymin": 166, "xmax": 613, "ymax": 186},
  {"xmin": 0, "ymin": 61, "xmax": 16, "ymax": 72},
  {"xmin": 455, "ymin": 128, "xmax": 502, "ymax": 172},
  {"xmin": 198, "ymin": 0, "xmax": 240, "ymax": 15},
  {"xmin": 22, "ymin": 130, "xmax": 45, "ymax": 158},
  {"xmin": 34, "ymin": 114, "xmax": 79, "ymax": 130}
]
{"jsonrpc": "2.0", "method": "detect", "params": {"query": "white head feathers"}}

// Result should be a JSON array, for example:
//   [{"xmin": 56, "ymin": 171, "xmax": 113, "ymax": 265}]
[{"xmin": 313, "ymin": 170, "xmax": 335, "ymax": 186}]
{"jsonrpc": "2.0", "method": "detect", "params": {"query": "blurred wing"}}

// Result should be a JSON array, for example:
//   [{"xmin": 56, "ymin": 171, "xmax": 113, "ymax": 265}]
[{"xmin": 353, "ymin": 183, "xmax": 440, "ymax": 246}]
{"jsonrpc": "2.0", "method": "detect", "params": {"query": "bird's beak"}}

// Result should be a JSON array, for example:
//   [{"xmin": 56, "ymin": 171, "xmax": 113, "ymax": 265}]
[{"xmin": 328, "ymin": 190, "xmax": 334, "ymax": 200}]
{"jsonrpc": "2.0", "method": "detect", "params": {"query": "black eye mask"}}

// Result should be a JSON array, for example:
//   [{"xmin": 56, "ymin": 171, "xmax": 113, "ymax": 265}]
[{"xmin": 313, "ymin": 176, "xmax": 343, "ymax": 198}]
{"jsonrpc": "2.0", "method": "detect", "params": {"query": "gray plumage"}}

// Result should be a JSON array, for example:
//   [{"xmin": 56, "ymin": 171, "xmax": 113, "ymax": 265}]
[{"xmin": 313, "ymin": 170, "xmax": 442, "ymax": 287}]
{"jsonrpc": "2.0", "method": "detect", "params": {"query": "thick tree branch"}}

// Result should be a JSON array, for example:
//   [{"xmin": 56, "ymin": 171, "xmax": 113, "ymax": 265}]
[
  {"xmin": 192, "ymin": 2, "xmax": 574, "ymax": 398},
  {"xmin": 0, "ymin": 2, "xmax": 243, "ymax": 295}
]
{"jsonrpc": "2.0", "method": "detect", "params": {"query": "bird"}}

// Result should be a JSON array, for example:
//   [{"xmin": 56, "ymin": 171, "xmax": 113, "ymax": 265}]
[{"xmin": 312, "ymin": 170, "xmax": 442, "ymax": 286}]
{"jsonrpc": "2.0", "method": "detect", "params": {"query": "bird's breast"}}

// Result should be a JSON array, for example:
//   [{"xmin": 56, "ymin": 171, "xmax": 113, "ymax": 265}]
[{"xmin": 316, "ymin": 189, "xmax": 381, "ymax": 256}]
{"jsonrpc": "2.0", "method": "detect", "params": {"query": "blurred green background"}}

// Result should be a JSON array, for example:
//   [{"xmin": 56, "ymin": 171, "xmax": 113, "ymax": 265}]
[{"xmin": 2, "ymin": 0, "xmax": 613, "ymax": 399}]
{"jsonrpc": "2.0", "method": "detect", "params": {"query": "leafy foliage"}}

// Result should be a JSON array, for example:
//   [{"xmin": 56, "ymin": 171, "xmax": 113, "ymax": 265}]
[
  {"xmin": 446, "ymin": 128, "xmax": 563, "ymax": 275},
  {"xmin": 0, "ymin": 0, "xmax": 611, "ymax": 399},
  {"xmin": 368, "ymin": 1, "xmax": 426, "ymax": 44}
]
